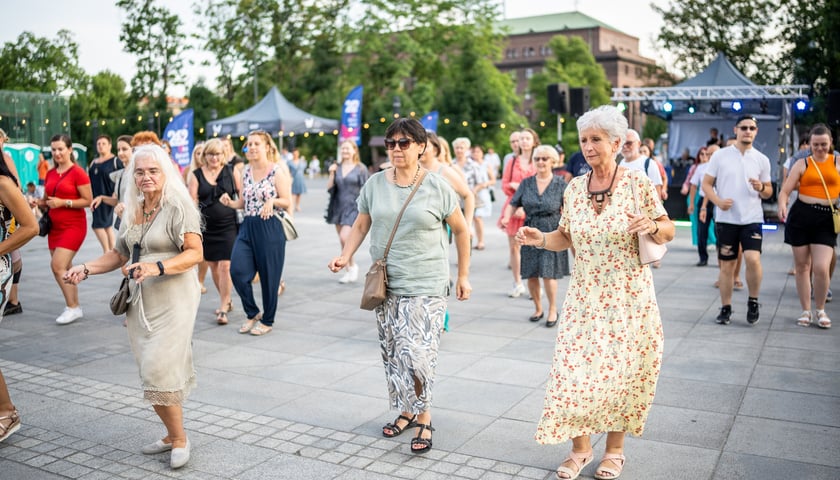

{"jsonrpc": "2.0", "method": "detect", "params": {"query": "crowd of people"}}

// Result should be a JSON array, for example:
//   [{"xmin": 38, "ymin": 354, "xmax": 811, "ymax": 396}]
[{"xmin": 0, "ymin": 107, "xmax": 836, "ymax": 479}]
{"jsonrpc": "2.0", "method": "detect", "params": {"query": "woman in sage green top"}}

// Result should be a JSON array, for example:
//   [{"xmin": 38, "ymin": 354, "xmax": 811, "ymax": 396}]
[{"xmin": 329, "ymin": 118, "xmax": 471, "ymax": 455}]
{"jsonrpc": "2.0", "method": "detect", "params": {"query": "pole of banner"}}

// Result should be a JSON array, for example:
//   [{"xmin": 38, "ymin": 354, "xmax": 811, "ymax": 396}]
[{"xmin": 556, "ymin": 113, "xmax": 562, "ymax": 148}]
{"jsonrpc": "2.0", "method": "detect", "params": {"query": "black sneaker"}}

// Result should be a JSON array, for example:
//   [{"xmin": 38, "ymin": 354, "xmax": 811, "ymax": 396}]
[
  {"xmin": 716, "ymin": 305, "xmax": 732, "ymax": 325},
  {"xmin": 747, "ymin": 300, "xmax": 760, "ymax": 324},
  {"xmin": 3, "ymin": 302, "xmax": 22, "ymax": 316}
]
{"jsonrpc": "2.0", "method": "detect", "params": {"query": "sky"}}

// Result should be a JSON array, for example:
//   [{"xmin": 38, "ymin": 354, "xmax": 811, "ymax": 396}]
[{"xmin": 0, "ymin": 0, "xmax": 667, "ymax": 97}]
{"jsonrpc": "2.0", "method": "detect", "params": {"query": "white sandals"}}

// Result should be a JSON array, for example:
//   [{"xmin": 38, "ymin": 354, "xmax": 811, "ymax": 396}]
[
  {"xmin": 796, "ymin": 310, "xmax": 812, "ymax": 327},
  {"xmin": 816, "ymin": 310, "xmax": 832, "ymax": 329}
]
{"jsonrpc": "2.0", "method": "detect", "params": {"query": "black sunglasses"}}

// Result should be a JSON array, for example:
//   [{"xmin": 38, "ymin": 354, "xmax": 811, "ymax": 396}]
[
  {"xmin": 384, "ymin": 138, "xmax": 413, "ymax": 150},
  {"xmin": 738, "ymin": 126, "xmax": 757, "ymax": 131}
]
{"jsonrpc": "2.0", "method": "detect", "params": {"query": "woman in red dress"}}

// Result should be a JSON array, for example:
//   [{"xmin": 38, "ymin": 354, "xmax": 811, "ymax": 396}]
[{"xmin": 39, "ymin": 134, "xmax": 92, "ymax": 325}]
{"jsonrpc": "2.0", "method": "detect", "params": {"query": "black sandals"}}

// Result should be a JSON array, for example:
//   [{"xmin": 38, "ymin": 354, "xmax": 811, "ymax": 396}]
[{"xmin": 382, "ymin": 414, "xmax": 416, "ymax": 438}]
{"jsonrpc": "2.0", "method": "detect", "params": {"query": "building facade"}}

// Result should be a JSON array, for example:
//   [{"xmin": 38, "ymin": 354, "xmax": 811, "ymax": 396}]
[{"xmin": 496, "ymin": 11, "xmax": 666, "ymax": 128}]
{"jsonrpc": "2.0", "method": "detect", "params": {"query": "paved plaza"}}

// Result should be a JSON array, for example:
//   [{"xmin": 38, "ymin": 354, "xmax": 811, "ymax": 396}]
[{"xmin": 1, "ymin": 176, "xmax": 838, "ymax": 479}]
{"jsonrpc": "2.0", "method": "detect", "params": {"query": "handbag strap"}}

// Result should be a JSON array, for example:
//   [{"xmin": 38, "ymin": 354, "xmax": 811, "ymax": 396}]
[
  {"xmin": 382, "ymin": 168, "xmax": 427, "ymax": 261},
  {"xmin": 807, "ymin": 156, "xmax": 837, "ymax": 215}
]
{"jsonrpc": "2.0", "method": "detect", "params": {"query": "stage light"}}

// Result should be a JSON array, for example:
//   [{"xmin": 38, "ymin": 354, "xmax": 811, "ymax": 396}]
[
  {"xmin": 616, "ymin": 102, "xmax": 626, "ymax": 112},
  {"xmin": 795, "ymin": 99, "xmax": 808, "ymax": 111},
  {"xmin": 688, "ymin": 102, "xmax": 697, "ymax": 114},
  {"xmin": 732, "ymin": 100, "xmax": 743, "ymax": 112},
  {"xmin": 710, "ymin": 102, "xmax": 719, "ymax": 114},
  {"xmin": 760, "ymin": 99, "xmax": 768, "ymax": 114},
  {"xmin": 662, "ymin": 101, "xmax": 673, "ymax": 113}
]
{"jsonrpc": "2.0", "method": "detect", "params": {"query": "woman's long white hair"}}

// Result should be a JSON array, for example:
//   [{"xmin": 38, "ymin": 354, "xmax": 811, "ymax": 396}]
[{"xmin": 122, "ymin": 144, "xmax": 200, "ymax": 230}]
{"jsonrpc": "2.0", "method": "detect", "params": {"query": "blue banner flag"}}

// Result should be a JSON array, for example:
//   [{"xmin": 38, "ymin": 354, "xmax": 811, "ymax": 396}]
[
  {"xmin": 339, "ymin": 85, "xmax": 363, "ymax": 146},
  {"xmin": 421, "ymin": 111, "xmax": 439, "ymax": 132},
  {"xmin": 163, "ymin": 108, "xmax": 194, "ymax": 170}
]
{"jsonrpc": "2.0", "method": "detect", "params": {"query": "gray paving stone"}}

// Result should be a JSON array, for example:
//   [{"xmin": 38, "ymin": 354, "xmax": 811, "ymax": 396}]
[
  {"xmin": 642, "ymin": 404, "xmax": 735, "ymax": 448},
  {"xmin": 750, "ymin": 364, "xmax": 840, "ymax": 396},
  {"xmin": 714, "ymin": 451, "xmax": 840, "ymax": 480},
  {"xmin": 725, "ymin": 416, "xmax": 840, "ymax": 467},
  {"xmin": 434, "ymin": 376, "xmax": 531, "ymax": 417},
  {"xmin": 740, "ymin": 387, "xmax": 840, "ymax": 427}
]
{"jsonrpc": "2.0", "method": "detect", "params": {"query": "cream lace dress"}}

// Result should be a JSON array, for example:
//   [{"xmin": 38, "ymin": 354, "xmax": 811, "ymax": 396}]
[{"xmin": 116, "ymin": 204, "xmax": 202, "ymax": 405}]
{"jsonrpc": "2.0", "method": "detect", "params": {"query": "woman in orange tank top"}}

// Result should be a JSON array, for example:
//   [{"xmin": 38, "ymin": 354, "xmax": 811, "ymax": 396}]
[{"xmin": 777, "ymin": 124, "xmax": 838, "ymax": 329}]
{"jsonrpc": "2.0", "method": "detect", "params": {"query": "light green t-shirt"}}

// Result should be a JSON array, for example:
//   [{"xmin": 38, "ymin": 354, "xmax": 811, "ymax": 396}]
[{"xmin": 358, "ymin": 170, "xmax": 458, "ymax": 296}]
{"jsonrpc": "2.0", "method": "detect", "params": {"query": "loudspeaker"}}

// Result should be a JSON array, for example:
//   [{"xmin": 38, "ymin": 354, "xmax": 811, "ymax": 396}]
[
  {"xmin": 569, "ymin": 87, "xmax": 590, "ymax": 117},
  {"xmin": 828, "ymin": 90, "xmax": 840, "ymax": 126},
  {"xmin": 547, "ymin": 83, "xmax": 569, "ymax": 114}
]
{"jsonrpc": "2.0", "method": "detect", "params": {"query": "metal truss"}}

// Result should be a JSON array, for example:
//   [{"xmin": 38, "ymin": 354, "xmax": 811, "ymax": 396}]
[{"xmin": 611, "ymin": 85, "xmax": 810, "ymax": 102}]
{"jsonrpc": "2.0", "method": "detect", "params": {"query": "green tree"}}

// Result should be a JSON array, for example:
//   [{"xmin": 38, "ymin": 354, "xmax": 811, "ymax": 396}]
[
  {"xmin": 186, "ymin": 81, "xmax": 224, "ymax": 140},
  {"xmin": 528, "ymin": 35, "xmax": 612, "ymax": 150},
  {"xmin": 69, "ymin": 71, "xmax": 130, "ymax": 144},
  {"xmin": 117, "ymin": 0, "xmax": 187, "ymax": 101},
  {"xmin": 0, "ymin": 30, "xmax": 86, "ymax": 94},
  {"xmin": 652, "ymin": 0, "xmax": 784, "ymax": 84},
  {"xmin": 782, "ymin": 0, "xmax": 840, "ymax": 93}
]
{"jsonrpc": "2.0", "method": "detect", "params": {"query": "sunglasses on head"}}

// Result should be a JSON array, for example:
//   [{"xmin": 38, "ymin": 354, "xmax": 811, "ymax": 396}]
[{"xmin": 384, "ymin": 138, "xmax": 413, "ymax": 150}]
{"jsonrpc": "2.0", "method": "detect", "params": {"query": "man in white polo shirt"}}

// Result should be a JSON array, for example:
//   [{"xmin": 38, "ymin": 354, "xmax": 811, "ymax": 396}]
[
  {"xmin": 620, "ymin": 129, "xmax": 664, "ymax": 199},
  {"xmin": 702, "ymin": 115, "xmax": 773, "ymax": 325}
]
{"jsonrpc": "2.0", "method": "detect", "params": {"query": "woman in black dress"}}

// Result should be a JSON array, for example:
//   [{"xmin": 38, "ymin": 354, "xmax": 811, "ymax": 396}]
[
  {"xmin": 501, "ymin": 145, "xmax": 567, "ymax": 327},
  {"xmin": 188, "ymin": 138, "xmax": 241, "ymax": 324}
]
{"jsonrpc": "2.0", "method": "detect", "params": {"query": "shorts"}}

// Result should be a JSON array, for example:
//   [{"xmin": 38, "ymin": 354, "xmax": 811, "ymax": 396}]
[
  {"xmin": 784, "ymin": 199, "xmax": 838, "ymax": 247},
  {"xmin": 715, "ymin": 222, "xmax": 763, "ymax": 260}
]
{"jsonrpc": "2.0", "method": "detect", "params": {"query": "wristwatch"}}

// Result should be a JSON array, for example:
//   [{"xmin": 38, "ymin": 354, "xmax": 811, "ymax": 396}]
[
  {"xmin": 156, "ymin": 261, "xmax": 165, "ymax": 276},
  {"xmin": 65, "ymin": 200, "xmax": 72, "ymax": 208}
]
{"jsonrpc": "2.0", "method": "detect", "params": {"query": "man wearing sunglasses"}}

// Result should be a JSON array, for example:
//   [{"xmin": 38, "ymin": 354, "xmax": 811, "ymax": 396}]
[{"xmin": 702, "ymin": 115, "xmax": 773, "ymax": 326}]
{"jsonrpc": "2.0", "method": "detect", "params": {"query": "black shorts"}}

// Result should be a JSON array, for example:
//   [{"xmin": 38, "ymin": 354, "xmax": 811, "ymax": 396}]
[
  {"xmin": 715, "ymin": 222, "xmax": 763, "ymax": 260},
  {"xmin": 784, "ymin": 199, "xmax": 838, "ymax": 247}
]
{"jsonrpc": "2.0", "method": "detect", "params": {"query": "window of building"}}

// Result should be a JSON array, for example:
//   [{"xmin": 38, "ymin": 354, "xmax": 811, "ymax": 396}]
[{"xmin": 525, "ymin": 68, "xmax": 533, "ymax": 79}]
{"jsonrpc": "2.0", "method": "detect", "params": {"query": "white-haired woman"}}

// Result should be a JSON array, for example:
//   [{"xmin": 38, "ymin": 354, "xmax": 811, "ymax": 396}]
[
  {"xmin": 502, "ymin": 145, "xmax": 568, "ymax": 327},
  {"xmin": 65, "ymin": 145, "xmax": 203, "ymax": 470},
  {"xmin": 518, "ymin": 106, "xmax": 674, "ymax": 480}
]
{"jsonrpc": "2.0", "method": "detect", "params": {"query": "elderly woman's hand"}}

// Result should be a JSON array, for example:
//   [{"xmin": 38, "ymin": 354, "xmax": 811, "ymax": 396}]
[
  {"xmin": 63, "ymin": 264, "xmax": 88, "ymax": 285},
  {"xmin": 515, "ymin": 226, "xmax": 545, "ymax": 247},
  {"xmin": 626, "ymin": 211, "xmax": 658, "ymax": 235},
  {"xmin": 126, "ymin": 262, "xmax": 160, "ymax": 284},
  {"xmin": 114, "ymin": 202, "xmax": 125, "ymax": 217}
]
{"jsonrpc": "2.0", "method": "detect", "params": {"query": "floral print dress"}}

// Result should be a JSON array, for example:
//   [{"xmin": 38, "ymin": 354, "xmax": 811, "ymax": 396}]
[{"xmin": 535, "ymin": 169, "xmax": 666, "ymax": 444}]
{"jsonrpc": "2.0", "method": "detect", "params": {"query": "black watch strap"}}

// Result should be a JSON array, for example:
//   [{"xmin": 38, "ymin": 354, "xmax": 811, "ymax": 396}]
[{"xmin": 156, "ymin": 261, "xmax": 165, "ymax": 276}]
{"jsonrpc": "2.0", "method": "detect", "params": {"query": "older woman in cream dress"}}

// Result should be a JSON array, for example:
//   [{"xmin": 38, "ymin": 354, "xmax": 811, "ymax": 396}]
[
  {"xmin": 65, "ymin": 145, "xmax": 203, "ymax": 470},
  {"xmin": 518, "ymin": 106, "xmax": 674, "ymax": 480}
]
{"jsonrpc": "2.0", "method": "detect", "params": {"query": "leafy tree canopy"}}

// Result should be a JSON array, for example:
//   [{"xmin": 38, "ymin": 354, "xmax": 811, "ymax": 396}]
[{"xmin": 0, "ymin": 30, "xmax": 86, "ymax": 95}]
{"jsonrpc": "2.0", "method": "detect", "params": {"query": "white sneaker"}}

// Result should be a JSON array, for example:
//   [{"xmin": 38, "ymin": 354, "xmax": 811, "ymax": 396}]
[
  {"xmin": 56, "ymin": 306, "xmax": 83, "ymax": 325},
  {"xmin": 339, "ymin": 265, "xmax": 359, "ymax": 284},
  {"xmin": 508, "ymin": 283, "xmax": 525, "ymax": 298}
]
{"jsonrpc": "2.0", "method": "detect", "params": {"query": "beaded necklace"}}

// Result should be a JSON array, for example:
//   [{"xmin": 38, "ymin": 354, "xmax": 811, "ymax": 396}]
[{"xmin": 393, "ymin": 165, "xmax": 421, "ymax": 188}]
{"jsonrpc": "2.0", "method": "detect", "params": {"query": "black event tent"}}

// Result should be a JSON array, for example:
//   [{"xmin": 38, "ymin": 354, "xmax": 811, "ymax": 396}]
[{"xmin": 206, "ymin": 86, "xmax": 338, "ymax": 138}]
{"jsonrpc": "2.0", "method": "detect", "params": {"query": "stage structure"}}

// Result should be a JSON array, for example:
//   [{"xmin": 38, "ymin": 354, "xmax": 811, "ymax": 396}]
[{"xmin": 611, "ymin": 53, "xmax": 809, "ymax": 183}]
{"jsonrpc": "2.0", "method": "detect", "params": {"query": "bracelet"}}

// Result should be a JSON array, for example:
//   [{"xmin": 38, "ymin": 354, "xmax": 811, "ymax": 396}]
[
  {"xmin": 82, "ymin": 264, "xmax": 90, "ymax": 280},
  {"xmin": 759, "ymin": 183, "xmax": 766, "ymax": 193},
  {"xmin": 537, "ymin": 232, "xmax": 547, "ymax": 249},
  {"xmin": 651, "ymin": 221, "xmax": 659, "ymax": 235},
  {"xmin": 700, "ymin": 208, "xmax": 707, "ymax": 211},
  {"xmin": 156, "ymin": 260, "xmax": 165, "ymax": 276}
]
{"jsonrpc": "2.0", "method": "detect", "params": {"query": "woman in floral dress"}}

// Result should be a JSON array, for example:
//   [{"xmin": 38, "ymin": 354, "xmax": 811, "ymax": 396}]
[{"xmin": 517, "ymin": 106, "xmax": 674, "ymax": 480}]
